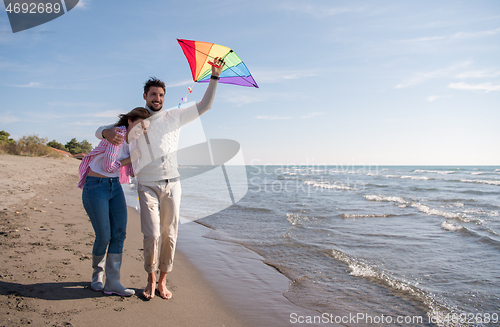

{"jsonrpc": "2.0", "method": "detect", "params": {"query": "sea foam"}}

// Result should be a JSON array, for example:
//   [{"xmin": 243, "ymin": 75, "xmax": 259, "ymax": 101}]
[
  {"xmin": 401, "ymin": 175, "xmax": 430, "ymax": 180},
  {"xmin": 460, "ymin": 179, "xmax": 500, "ymax": 186},
  {"xmin": 286, "ymin": 213, "xmax": 310, "ymax": 226},
  {"xmin": 440, "ymin": 221, "xmax": 463, "ymax": 232},
  {"xmin": 414, "ymin": 170, "xmax": 456, "ymax": 174},
  {"xmin": 340, "ymin": 213, "xmax": 392, "ymax": 218},
  {"xmin": 411, "ymin": 203, "xmax": 463, "ymax": 220},
  {"xmin": 303, "ymin": 180, "xmax": 355, "ymax": 191},
  {"xmin": 364, "ymin": 195, "xmax": 408, "ymax": 205}
]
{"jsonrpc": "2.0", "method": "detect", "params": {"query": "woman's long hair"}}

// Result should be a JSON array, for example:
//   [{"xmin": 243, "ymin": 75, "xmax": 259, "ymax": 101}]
[{"xmin": 115, "ymin": 107, "xmax": 151, "ymax": 128}]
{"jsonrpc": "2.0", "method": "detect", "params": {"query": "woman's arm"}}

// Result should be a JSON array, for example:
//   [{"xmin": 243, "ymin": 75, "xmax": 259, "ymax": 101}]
[
  {"xmin": 120, "ymin": 157, "xmax": 131, "ymax": 167},
  {"xmin": 102, "ymin": 128, "xmax": 127, "ymax": 173}
]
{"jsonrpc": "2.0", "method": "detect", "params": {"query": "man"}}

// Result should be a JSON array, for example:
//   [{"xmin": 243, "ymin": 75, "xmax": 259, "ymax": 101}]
[{"xmin": 95, "ymin": 58, "xmax": 224, "ymax": 299}]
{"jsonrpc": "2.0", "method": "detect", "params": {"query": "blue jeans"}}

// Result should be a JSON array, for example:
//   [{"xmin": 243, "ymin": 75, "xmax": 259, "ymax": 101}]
[{"xmin": 82, "ymin": 176, "xmax": 128, "ymax": 256}]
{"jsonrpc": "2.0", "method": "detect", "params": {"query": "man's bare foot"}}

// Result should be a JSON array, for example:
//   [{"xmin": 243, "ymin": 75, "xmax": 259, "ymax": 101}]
[
  {"xmin": 142, "ymin": 272, "xmax": 156, "ymax": 299},
  {"xmin": 158, "ymin": 271, "xmax": 172, "ymax": 299}
]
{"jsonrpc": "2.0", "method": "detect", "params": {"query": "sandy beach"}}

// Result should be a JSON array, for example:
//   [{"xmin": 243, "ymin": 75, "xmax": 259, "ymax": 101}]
[
  {"xmin": 0, "ymin": 154, "xmax": 325, "ymax": 327},
  {"xmin": 0, "ymin": 154, "xmax": 248, "ymax": 326}
]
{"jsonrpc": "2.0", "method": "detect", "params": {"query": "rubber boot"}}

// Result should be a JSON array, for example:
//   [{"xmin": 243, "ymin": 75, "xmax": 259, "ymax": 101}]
[
  {"xmin": 103, "ymin": 253, "xmax": 135, "ymax": 296},
  {"xmin": 91, "ymin": 254, "xmax": 106, "ymax": 291}
]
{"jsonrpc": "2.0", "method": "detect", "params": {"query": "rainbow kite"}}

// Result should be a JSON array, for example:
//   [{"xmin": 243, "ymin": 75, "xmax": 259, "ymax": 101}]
[{"xmin": 177, "ymin": 39, "xmax": 258, "ymax": 88}]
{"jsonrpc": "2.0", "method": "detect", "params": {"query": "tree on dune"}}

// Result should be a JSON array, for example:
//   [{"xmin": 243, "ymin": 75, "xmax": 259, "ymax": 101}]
[
  {"xmin": 79, "ymin": 139, "xmax": 93, "ymax": 154},
  {"xmin": 47, "ymin": 140, "xmax": 68, "ymax": 151},
  {"xmin": 0, "ymin": 130, "xmax": 15, "ymax": 144},
  {"xmin": 65, "ymin": 138, "xmax": 82, "ymax": 155},
  {"xmin": 65, "ymin": 138, "xmax": 93, "ymax": 155}
]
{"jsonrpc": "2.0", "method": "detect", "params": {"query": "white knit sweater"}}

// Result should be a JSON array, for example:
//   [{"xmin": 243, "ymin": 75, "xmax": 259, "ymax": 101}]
[{"xmin": 95, "ymin": 78, "xmax": 219, "ymax": 183}]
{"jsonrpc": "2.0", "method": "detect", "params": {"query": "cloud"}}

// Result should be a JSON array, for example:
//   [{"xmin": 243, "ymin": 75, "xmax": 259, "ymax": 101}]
[
  {"xmin": 60, "ymin": 109, "xmax": 123, "ymax": 119},
  {"xmin": 15, "ymin": 82, "xmax": 43, "ymax": 88},
  {"xmin": 75, "ymin": 0, "xmax": 90, "ymax": 10},
  {"xmin": 279, "ymin": 3, "xmax": 365, "ymax": 19},
  {"xmin": 25, "ymin": 111, "xmax": 66, "ymax": 120},
  {"xmin": 47, "ymin": 101, "xmax": 107, "ymax": 108},
  {"xmin": 166, "ymin": 79, "xmax": 193, "ymax": 88},
  {"xmin": 427, "ymin": 95, "xmax": 452, "ymax": 102},
  {"xmin": 222, "ymin": 88, "xmax": 311, "ymax": 106},
  {"xmin": 256, "ymin": 112, "xmax": 324, "ymax": 120},
  {"xmin": 231, "ymin": 95, "xmax": 263, "ymax": 105},
  {"xmin": 70, "ymin": 121, "xmax": 108, "ymax": 126},
  {"xmin": 450, "ymin": 27, "xmax": 500, "ymax": 39},
  {"xmin": 403, "ymin": 35, "xmax": 447, "ymax": 43},
  {"xmin": 222, "ymin": 93, "xmax": 268, "ymax": 106},
  {"xmin": 397, "ymin": 27, "xmax": 500, "ymax": 43},
  {"xmin": 6, "ymin": 82, "xmax": 80, "ymax": 90},
  {"xmin": 0, "ymin": 57, "xmax": 27, "ymax": 71},
  {"xmin": 253, "ymin": 69, "xmax": 318, "ymax": 84},
  {"xmin": 2, "ymin": 116, "xmax": 20, "ymax": 124},
  {"xmin": 256, "ymin": 115, "xmax": 292, "ymax": 120},
  {"xmin": 398, "ymin": 62, "xmax": 500, "ymax": 93},
  {"xmin": 300, "ymin": 112, "xmax": 324, "ymax": 119},
  {"xmin": 448, "ymin": 82, "xmax": 500, "ymax": 93},
  {"xmin": 0, "ymin": 111, "xmax": 21, "ymax": 125},
  {"xmin": 455, "ymin": 70, "xmax": 500, "ymax": 79},
  {"xmin": 93, "ymin": 110, "xmax": 123, "ymax": 118},
  {"xmin": 395, "ymin": 61, "xmax": 472, "ymax": 89}
]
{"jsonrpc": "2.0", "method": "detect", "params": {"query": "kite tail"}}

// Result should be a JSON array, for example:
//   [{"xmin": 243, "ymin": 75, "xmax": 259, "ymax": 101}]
[{"xmin": 178, "ymin": 83, "xmax": 196, "ymax": 108}]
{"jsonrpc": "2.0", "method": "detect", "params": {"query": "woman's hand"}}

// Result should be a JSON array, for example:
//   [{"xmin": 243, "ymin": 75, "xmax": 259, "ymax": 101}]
[{"xmin": 120, "ymin": 157, "xmax": 131, "ymax": 167}]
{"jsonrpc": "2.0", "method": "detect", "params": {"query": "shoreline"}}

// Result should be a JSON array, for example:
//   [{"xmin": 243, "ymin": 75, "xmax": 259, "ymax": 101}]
[{"xmin": 177, "ymin": 220, "xmax": 324, "ymax": 326}]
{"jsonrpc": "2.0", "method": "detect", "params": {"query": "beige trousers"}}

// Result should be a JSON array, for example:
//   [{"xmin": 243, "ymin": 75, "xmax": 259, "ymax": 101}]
[{"xmin": 137, "ymin": 180, "xmax": 181, "ymax": 273}]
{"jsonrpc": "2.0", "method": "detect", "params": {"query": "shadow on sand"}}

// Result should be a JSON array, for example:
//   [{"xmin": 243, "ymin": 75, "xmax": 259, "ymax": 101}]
[{"xmin": 0, "ymin": 280, "xmax": 140, "ymax": 300}]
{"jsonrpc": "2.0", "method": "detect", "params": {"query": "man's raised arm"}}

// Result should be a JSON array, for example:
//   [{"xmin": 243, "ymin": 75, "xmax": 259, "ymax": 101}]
[{"xmin": 177, "ymin": 57, "xmax": 224, "ymax": 126}]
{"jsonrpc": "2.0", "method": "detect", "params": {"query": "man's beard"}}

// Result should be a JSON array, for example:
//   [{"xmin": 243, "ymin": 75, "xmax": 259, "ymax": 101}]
[{"xmin": 148, "ymin": 102, "xmax": 163, "ymax": 111}]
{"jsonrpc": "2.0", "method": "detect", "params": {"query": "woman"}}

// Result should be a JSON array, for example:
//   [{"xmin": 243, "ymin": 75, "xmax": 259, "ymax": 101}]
[{"xmin": 78, "ymin": 107, "xmax": 150, "ymax": 296}]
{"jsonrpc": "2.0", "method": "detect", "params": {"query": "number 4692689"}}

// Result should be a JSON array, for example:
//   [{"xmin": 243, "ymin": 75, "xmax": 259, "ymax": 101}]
[{"xmin": 5, "ymin": 2, "xmax": 61, "ymax": 14}]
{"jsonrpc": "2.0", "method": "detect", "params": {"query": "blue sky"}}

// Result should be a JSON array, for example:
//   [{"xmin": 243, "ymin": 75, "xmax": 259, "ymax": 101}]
[{"xmin": 1, "ymin": 0, "xmax": 499, "ymax": 165}]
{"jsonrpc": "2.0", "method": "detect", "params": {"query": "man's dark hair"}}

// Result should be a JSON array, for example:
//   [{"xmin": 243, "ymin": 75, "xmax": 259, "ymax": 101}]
[{"xmin": 144, "ymin": 77, "xmax": 166, "ymax": 95}]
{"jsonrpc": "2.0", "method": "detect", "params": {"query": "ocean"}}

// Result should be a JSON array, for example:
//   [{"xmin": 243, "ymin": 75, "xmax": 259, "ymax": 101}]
[{"xmin": 126, "ymin": 165, "xmax": 500, "ymax": 326}]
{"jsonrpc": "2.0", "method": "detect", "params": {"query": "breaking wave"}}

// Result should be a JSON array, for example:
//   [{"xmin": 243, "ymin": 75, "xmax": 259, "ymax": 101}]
[
  {"xmin": 459, "ymin": 179, "xmax": 500, "ymax": 186},
  {"xmin": 329, "ymin": 249, "xmax": 464, "ymax": 327},
  {"xmin": 364, "ymin": 195, "xmax": 408, "ymax": 205},
  {"xmin": 414, "ymin": 170, "xmax": 457, "ymax": 174},
  {"xmin": 339, "ymin": 213, "xmax": 393, "ymax": 218},
  {"xmin": 303, "ymin": 180, "xmax": 356, "ymax": 191}
]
